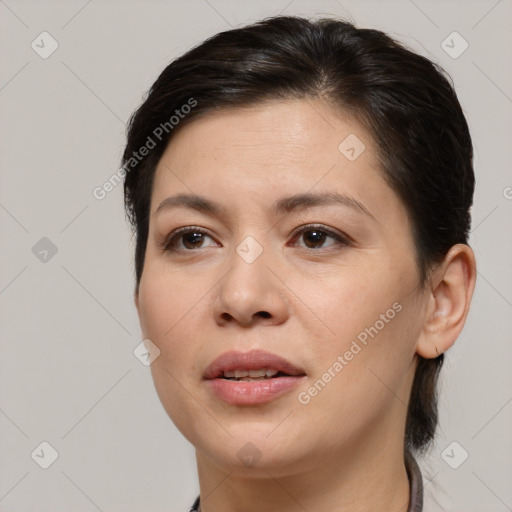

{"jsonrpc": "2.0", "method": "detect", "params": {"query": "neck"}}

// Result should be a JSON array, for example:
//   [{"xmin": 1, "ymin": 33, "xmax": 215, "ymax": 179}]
[{"xmin": 195, "ymin": 423, "xmax": 411, "ymax": 512}]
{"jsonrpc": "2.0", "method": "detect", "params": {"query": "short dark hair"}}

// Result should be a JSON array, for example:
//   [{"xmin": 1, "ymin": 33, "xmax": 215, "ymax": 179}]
[{"xmin": 122, "ymin": 15, "xmax": 474, "ymax": 455}]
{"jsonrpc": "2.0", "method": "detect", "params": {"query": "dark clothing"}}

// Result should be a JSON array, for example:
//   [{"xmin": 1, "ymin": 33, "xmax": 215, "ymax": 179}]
[{"xmin": 189, "ymin": 451, "xmax": 423, "ymax": 511}]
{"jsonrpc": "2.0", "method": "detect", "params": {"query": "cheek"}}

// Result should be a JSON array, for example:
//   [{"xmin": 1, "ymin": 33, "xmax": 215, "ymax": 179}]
[
  {"xmin": 286, "ymin": 261, "xmax": 402, "ymax": 348},
  {"xmin": 139, "ymin": 267, "xmax": 198, "ymax": 336},
  {"xmin": 293, "ymin": 259, "xmax": 420, "ymax": 389},
  {"xmin": 138, "ymin": 272, "xmax": 207, "ymax": 434},
  {"xmin": 137, "ymin": 271, "xmax": 202, "ymax": 370},
  {"xmin": 295, "ymin": 304, "xmax": 419, "ymax": 446}
]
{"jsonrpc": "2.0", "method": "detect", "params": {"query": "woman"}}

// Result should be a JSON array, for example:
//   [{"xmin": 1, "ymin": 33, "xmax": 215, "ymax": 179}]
[{"xmin": 122, "ymin": 15, "xmax": 476, "ymax": 512}]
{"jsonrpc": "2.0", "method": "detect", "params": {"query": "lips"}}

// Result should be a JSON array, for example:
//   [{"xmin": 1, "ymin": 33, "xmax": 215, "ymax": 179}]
[
  {"xmin": 203, "ymin": 349, "xmax": 306, "ymax": 380},
  {"xmin": 203, "ymin": 349, "xmax": 306, "ymax": 405}
]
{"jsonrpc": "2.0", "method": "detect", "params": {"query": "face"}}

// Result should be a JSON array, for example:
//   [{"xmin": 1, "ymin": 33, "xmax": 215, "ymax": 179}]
[{"xmin": 135, "ymin": 99, "xmax": 429, "ymax": 475}]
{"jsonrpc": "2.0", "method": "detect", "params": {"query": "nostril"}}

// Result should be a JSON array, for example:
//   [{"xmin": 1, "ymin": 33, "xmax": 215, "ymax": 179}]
[{"xmin": 257, "ymin": 311, "xmax": 271, "ymax": 318}]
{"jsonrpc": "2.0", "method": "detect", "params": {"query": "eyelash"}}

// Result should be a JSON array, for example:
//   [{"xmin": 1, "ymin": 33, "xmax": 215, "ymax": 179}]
[{"xmin": 159, "ymin": 224, "xmax": 352, "ymax": 254}]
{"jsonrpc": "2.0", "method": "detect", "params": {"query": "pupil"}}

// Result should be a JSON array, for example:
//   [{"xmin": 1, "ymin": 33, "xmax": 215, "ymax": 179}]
[
  {"xmin": 184, "ymin": 232, "xmax": 203, "ymax": 249},
  {"xmin": 305, "ymin": 230, "xmax": 325, "ymax": 248}
]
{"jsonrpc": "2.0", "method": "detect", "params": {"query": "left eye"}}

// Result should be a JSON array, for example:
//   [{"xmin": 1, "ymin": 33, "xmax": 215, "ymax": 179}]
[{"xmin": 290, "ymin": 225, "xmax": 349, "ymax": 250}]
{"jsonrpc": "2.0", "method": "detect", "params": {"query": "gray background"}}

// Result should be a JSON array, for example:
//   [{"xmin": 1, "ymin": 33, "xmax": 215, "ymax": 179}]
[{"xmin": 0, "ymin": 0, "xmax": 511, "ymax": 511}]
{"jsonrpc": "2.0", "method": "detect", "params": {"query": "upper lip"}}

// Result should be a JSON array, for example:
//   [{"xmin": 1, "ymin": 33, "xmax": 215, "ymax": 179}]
[{"xmin": 203, "ymin": 349, "xmax": 306, "ymax": 379}]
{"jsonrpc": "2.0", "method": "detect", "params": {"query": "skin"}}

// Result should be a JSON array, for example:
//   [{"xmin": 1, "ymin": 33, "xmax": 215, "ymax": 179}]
[{"xmin": 134, "ymin": 99, "xmax": 476, "ymax": 512}]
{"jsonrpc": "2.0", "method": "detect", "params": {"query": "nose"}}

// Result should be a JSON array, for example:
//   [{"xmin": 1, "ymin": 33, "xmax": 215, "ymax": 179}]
[{"xmin": 213, "ymin": 242, "xmax": 290, "ymax": 328}]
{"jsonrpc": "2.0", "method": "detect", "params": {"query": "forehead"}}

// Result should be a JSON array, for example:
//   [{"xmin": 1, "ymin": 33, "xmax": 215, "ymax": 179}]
[
  {"xmin": 158, "ymin": 100, "xmax": 371, "ymax": 169},
  {"xmin": 150, "ymin": 99, "xmax": 399, "ymax": 221}
]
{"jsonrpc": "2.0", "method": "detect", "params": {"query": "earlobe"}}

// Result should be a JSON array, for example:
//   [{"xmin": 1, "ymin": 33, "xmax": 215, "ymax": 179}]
[{"xmin": 416, "ymin": 244, "xmax": 476, "ymax": 359}]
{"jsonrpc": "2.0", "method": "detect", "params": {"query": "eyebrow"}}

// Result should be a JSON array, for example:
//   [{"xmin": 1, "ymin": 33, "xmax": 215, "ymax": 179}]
[{"xmin": 155, "ymin": 191, "xmax": 376, "ymax": 220}]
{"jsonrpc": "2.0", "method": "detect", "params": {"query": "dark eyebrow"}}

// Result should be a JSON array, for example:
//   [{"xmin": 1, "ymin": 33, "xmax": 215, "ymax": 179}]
[
  {"xmin": 155, "ymin": 193, "xmax": 226, "ymax": 217},
  {"xmin": 155, "ymin": 192, "xmax": 375, "ymax": 220},
  {"xmin": 273, "ymin": 191, "xmax": 375, "ymax": 220}
]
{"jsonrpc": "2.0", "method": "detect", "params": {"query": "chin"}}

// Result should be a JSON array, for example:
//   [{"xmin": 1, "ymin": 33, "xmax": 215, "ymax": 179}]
[{"xmin": 193, "ymin": 423, "xmax": 310, "ymax": 474}]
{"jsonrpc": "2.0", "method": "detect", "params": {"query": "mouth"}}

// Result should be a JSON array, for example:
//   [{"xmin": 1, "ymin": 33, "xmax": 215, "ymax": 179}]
[
  {"xmin": 203, "ymin": 349, "xmax": 306, "ymax": 405},
  {"xmin": 203, "ymin": 349, "xmax": 306, "ymax": 380},
  {"xmin": 220, "ymin": 368, "xmax": 292, "ymax": 381}
]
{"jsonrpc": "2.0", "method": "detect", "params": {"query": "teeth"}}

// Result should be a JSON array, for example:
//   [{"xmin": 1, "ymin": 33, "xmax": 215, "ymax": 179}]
[
  {"xmin": 238, "ymin": 376, "xmax": 269, "ymax": 381},
  {"xmin": 223, "ymin": 368, "xmax": 279, "ymax": 379}
]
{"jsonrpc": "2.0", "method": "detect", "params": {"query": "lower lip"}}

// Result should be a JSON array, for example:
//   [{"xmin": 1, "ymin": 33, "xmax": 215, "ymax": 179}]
[{"xmin": 205, "ymin": 376, "xmax": 305, "ymax": 405}]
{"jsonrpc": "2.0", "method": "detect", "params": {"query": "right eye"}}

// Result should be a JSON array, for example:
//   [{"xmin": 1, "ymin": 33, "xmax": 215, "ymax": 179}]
[{"xmin": 160, "ymin": 227, "xmax": 219, "ymax": 253}]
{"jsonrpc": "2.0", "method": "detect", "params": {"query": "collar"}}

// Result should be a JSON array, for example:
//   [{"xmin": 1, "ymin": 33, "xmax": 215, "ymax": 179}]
[{"xmin": 189, "ymin": 451, "xmax": 423, "ymax": 512}]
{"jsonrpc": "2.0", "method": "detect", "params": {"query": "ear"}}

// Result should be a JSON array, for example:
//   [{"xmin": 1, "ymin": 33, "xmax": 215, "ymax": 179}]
[{"xmin": 416, "ymin": 244, "xmax": 476, "ymax": 358}]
